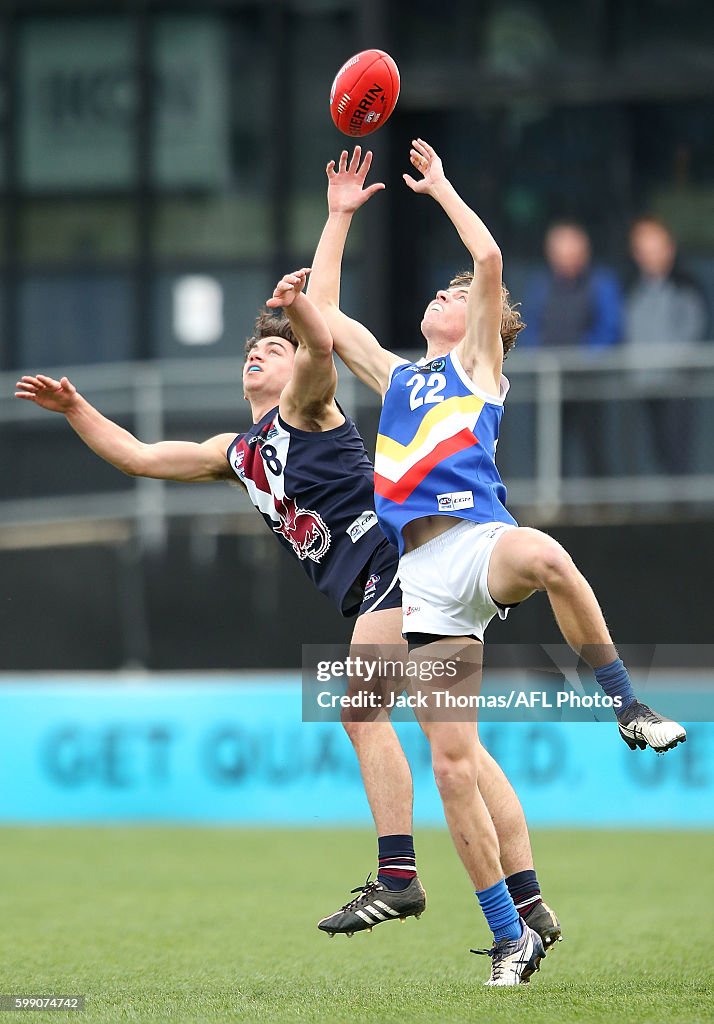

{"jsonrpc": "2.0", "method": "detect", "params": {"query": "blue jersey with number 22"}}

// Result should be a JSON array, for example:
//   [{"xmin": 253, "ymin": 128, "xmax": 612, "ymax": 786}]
[{"xmin": 374, "ymin": 350, "xmax": 517, "ymax": 555}]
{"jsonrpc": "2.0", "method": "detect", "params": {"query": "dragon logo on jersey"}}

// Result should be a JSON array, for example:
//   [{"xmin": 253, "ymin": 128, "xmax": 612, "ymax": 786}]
[{"xmin": 273, "ymin": 496, "xmax": 331, "ymax": 563}]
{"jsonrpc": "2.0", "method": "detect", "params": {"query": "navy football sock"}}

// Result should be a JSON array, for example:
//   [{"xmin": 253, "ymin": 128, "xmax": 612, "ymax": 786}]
[
  {"xmin": 377, "ymin": 834, "xmax": 417, "ymax": 891},
  {"xmin": 594, "ymin": 657, "xmax": 636, "ymax": 716},
  {"xmin": 506, "ymin": 869, "xmax": 542, "ymax": 919},
  {"xmin": 476, "ymin": 879, "xmax": 523, "ymax": 943}
]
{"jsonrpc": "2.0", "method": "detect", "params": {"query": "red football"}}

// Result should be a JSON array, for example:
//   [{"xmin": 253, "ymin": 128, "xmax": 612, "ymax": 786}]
[{"xmin": 329, "ymin": 49, "xmax": 400, "ymax": 137}]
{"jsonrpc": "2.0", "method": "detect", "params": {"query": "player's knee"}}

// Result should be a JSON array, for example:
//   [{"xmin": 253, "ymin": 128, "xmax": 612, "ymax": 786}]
[
  {"xmin": 340, "ymin": 713, "xmax": 387, "ymax": 744},
  {"xmin": 341, "ymin": 715, "xmax": 369, "ymax": 745},
  {"xmin": 432, "ymin": 750, "xmax": 477, "ymax": 801},
  {"xmin": 532, "ymin": 539, "xmax": 576, "ymax": 589}
]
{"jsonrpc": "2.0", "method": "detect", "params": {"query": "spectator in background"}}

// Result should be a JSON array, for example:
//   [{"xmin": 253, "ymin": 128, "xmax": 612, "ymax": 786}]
[
  {"xmin": 521, "ymin": 221, "xmax": 623, "ymax": 477},
  {"xmin": 624, "ymin": 216, "xmax": 709, "ymax": 476}
]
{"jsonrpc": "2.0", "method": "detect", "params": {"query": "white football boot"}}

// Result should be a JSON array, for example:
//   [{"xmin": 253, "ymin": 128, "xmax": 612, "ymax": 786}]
[
  {"xmin": 472, "ymin": 924, "xmax": 545, "ymax": 986},
  {"xmin": 617, "ymin": 700, "xmax": 686, "ymax": 753}
]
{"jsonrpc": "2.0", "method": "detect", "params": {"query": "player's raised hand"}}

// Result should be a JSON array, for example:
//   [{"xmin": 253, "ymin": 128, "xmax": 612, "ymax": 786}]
[
  {"xmin": 403, "ymin": 138, "xmax": 447, "ymax": 196},
  {"xmin": 266, "ymin": 268, "xmax": 312, "ymax": 309},
  {"xmin": 326, "ymin": 146, "xmax": 385, "ymax": 214},
  {"xmin": 14, "ymin": 374, "xmax": 79, "ymax": 413}
]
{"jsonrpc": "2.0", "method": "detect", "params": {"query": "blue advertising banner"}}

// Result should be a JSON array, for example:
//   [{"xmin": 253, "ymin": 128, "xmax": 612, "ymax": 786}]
[{"xmin": 0, "ymin": 676, "xmax": 711, "ymax": 826}]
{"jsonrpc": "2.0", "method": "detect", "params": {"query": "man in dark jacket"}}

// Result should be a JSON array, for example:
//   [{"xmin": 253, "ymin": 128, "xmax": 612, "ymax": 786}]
[
  {"xmin": 624, "ymin": 216, "xmax": 709, "ymax": 475},
  {"xmin": 521, "ymin": 221, "xmax": 623, "ymax": 477}
]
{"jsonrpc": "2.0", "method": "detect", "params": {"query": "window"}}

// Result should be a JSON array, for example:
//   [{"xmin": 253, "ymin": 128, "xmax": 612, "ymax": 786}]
[
  {"xmin": 152, "ymin": 16, "xmax": 230, "ymax": 190},
  {"xmin": 19, "ymin": 272, "xmax": 134, "ymax": 367},
  {"xmin": 19, "ymin": 18, "xmax": 136, "ymax": 191},
  {"xmin": 152, "ymin": 267, "xmax": 272, "ymax": 360}
]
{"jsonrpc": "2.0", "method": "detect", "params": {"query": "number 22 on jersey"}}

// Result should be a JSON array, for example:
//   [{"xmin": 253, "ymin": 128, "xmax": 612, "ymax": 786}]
[{"xmin": 406, "ymin": 372, "xmax": 446, "ymax": 410}]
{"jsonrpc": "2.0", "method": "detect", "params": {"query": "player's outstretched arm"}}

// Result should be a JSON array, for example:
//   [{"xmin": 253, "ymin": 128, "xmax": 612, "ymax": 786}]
[
  {"xmin": 405, "ymin": 138, "xmax": 503, "ymax": 389},
  {"xmin": 266, "ymin": 268, "xmax": 342, "ymax": 428},
  {"xmin": 14, "ymin": 374, "xmax": 234, "ymax": 482},
  {"xmin": 307, "ymin": 146, "xmax": 401, "ymax": 397}
]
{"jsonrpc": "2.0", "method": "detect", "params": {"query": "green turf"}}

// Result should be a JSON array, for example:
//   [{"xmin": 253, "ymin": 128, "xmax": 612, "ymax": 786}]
[{"xmin": 0, "ymin": 828, "xmax": 712, "ymax": 1023}]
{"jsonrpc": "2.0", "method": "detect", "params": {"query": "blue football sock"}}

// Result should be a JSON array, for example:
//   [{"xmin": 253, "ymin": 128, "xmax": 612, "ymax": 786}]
[
  {"xmin": 476, "ymin": 879, "xmax": 523, "ymax": 943},
  {"xmin": 594, "ymin": 657, "xmax": 636, "ymax": 716}
]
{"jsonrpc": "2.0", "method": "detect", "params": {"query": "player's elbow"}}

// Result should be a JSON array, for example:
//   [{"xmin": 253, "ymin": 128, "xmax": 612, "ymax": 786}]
[
  {"xmin": 479, "ymin": 246, "xmax": 503, "ymax": 273},
  {"xmin": 118, "ymin": 445, "xmax": 152, "ymax": 478},
  {"xmin": 308, "ymin": 332, "xmax": 335, "ymax": 357},
  {"xmin": 299, "ymin": 340, "xmax": 336, "ymax": 371},
  {"xmin": 117, "ymin": 459, "xmax": 142, "ymax": 478}
]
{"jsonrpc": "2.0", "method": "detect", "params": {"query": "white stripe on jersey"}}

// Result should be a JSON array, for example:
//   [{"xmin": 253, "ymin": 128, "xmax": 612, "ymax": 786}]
[
  {"xmin": 239, "ymin": 415, "xmax": 293, "ymax": 520},
  {"xmin": 375, "ymin": 404, "xmax": 482, "ymax": 483}
]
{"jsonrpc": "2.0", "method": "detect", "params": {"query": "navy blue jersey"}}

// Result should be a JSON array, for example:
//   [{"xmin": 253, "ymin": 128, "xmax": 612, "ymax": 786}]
[{"xmin": 227, "ymin": 406, "xmax": 387, "ymax": 615}]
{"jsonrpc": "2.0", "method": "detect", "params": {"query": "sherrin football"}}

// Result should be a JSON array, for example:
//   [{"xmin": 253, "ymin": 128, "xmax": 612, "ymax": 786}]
[{"xmin": 329, "ymin": 49, "xmax": 400, "ymax": 137}]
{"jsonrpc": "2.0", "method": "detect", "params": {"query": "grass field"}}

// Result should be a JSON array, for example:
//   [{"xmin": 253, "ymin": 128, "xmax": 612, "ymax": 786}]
[{"xmin": 0, "ymin": 828, "xmax": 712, "ymax": 1024}]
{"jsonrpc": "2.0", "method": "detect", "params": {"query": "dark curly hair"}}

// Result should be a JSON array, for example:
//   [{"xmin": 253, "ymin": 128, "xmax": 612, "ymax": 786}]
[
  {"xmin": 448, "ymin": 271, "xmax": 526, "ymax": 358},
  {"xmin": 244, "ymin": 310, "xmax": 299, "ymax": 356}
]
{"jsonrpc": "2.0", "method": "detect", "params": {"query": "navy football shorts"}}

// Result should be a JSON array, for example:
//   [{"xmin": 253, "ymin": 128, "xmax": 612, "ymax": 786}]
[{"xmin": 357, "ymin": 538, "xmax": 402, "ymax": 617}]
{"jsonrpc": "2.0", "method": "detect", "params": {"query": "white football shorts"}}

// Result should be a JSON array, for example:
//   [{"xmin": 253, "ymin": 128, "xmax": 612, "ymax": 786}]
[{"xmin": 399, "ymin": 519, "xmax": 518, "ymax": 641}]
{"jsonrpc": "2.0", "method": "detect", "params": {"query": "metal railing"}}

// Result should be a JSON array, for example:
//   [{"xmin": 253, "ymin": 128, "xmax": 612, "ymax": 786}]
[{"xmin": 2, "ymin": 343, "xmax": 713, "ymax": 548}]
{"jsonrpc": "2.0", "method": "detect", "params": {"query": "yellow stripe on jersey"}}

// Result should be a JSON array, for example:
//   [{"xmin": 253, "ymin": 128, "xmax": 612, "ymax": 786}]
[
  {"xmin": 376, "ymin": 394, "xmax": 484, "ymax": 465},
  {"xmin": 375, "ymin": 396, "xmax": 485, "ymax": 487},
  {"xmin": 376, "ymin": 406, "xmax": 484, "ymax": 483}
]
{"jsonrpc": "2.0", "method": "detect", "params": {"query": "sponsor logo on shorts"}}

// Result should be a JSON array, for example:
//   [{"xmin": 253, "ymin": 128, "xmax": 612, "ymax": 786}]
[
  {"xmin": 436, "ymin": 490, "xmax": 474, "ymax": 512},
  {"xmin": 346, "ymin": 510, "xmax": 378, "ymax": 543},
  {"xmin": 404, "ymin": 604, "xmax": 421, "ymax": 616},
  {"xmin": 363, "ymin": 573, "xmax": 380, "ymax": 601}
]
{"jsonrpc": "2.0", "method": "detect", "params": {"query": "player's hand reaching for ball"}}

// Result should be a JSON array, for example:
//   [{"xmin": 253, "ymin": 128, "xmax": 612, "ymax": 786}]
[
  {"xmin": 326, "ymin": 147, "xmax": 385, "ymax": 214},
  {"xmin": 403, "ymin": 138, "xmax": 447, "ymax": 196},
  {"xmin": 14, "ymin": 374, "xmax": 79, "ymax": 413},
  {"xmin": 266, "ymin": 268, "xmax": 312, "ymax": 309}
]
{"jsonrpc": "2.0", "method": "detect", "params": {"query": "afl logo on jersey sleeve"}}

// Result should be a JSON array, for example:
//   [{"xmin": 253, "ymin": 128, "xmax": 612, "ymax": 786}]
[
  {"xmin": 273, "ymin": 496, "xmax": 331, "ymax": 563},
  {"xmin": 346, "ymin": 510, "xmax": 378, "ymax": 543}
]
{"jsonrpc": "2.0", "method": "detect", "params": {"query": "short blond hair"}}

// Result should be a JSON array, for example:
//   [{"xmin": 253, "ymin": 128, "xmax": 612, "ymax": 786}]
[{"xmin": 449, "ymin": 271, "xmax": 526, "ymax": 358}]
